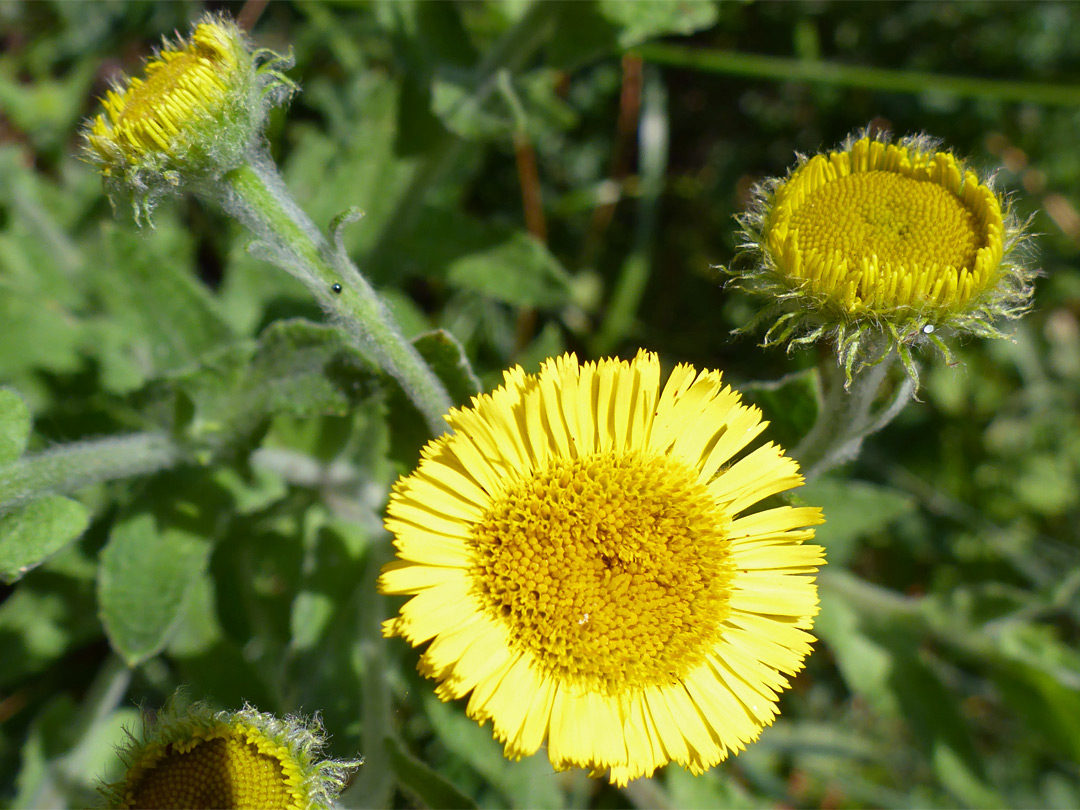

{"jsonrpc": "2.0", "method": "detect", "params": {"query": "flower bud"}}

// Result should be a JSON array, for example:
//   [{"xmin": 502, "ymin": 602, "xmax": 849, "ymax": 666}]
[
  {"xmin": 100, "ymin": 699, "xmax": 359, "ymax": 810},
  {"xmin": 83, "ymin": 14, "xmax": 293, "ymax": 222},
  {"xmin": 724, "ymin": 130, "xmax": 1036, "ymax": 384}
]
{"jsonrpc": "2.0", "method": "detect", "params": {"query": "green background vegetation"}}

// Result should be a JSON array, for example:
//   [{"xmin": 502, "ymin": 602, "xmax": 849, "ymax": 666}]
[{"xmin": 1, "ymin": 1, "xmax": 1079, "ymax": 807}]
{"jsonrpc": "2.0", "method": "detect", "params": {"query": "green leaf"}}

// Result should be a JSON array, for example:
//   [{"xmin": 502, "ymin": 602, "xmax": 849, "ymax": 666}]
[
  {"xmin": 515, "ymin": 69, "xmax": 580, "ymax": 137},
  {"xmin": 137, "ymin": 319, "xmax": 379, "ymax": 458},
  {"xmin": 211, "ymin": 465, "xmax": 288, "ymax": 516},
  {"xmin": 447, "ymin": 232, "xmax": 572, "ymax": 309},
  {"xmin": 95, "ymin": 219, "xmax": 234, "ymax": 391},
  {"xmin": 665, "ymin": 760, "xmax": 757, "ymax": 809},
  {"xmin": 816, "ymin": 587, "xmax": 1001, "ymax": 807},
  {"xmin": 0, "ymin": 495, "xmax": 89, "ymax": 583},
  {"xmin": 432, "ymin": 66, "xmax": 578, "ymax": 145},
  {"xmin": 0, "ymin": 264, "xmax": 84, "ymax": 381},
  {"xmin": 0, "ymin": 545, "xmax": 100, "ymax": 688},
  {"xmin": 929, "ymin": 744, "xmax": 1002, "ymax": 810},
  {"xmin": 0, "ymin": 150, "xmax": 94, "ymax": 367},
  {"xmin": 0, "ymin": 388, "xmax": 30, "ymax": 463},
  {"xmin": 166, "ymin": 572, "xmax": 278, "ymax": 711},
  {"xmin": 793, "ymin": 477, "xmax": 914, "ymax": 566},
  {"xmin": 598, "ymin": 0, "xmax": 719, "ymax": 49},
  {"xmin": 376, "ymin": 1, "xmax": 477, "ymax": 151},
  {"xmin": 1014, "ymin": 452, "xmax": 1078, "ymax": 516},
  {"xmin": 371, "ymin": 203, "xmax": 498, "ymax": 284},
  {"xmin": 741, "ymin": 369, "xmax": 820, "ymax": 453},
  {"xmin": 378, "ymin": 0, "xmax": 479, "ymax": 74},
  {"xmin": 247, "ymin": 319, "xmax": 379, "ymax": 418},
  {"xmin": 10, "ymin": 691, "xmax": 137, "ymax": 810},
  {"xmin": 98, "ymin": 513, "xmax": 210, "ymax": 666},
  {"xmin": 421, "ymin": 691, "xmax": 561, "ymax": 810},
  {"xmin": 546, "ymin": 2, "xmax": 622, "ymax": 71},
  {"xmin": 290, "ymin": 513, "xmax": 374, "ymax": 652},
  {"xmin": 0, "ymin": 61, "xmax": 96, "ymax": 153},
  {"xmin": 385, "ymin": 735, "xmax": 478, "ymax": 810},
  {"xmin": 514, "ymin": 321, "xmax": 568, "ymax": 376},
  {"xmin": 888, "ymin": 651, "xmax": 997, "ymax": 807},
  {"xmin": 431, "ymin": 72, "xmax": 512, "ymax": 141},
  {"xmin": 547, "ymin": 0, "xmax": 718, "ymax": 70},
  {"xmin": 814, "ymin": 588, "xmax": 901, "ymax": 717},
  {"xmin": 990, "ymin": 629, "xmax": 1080, "ymax": 764},
  {"xmin": 412, "ymin": 330, "xmax": 481, "ymax": 406}
]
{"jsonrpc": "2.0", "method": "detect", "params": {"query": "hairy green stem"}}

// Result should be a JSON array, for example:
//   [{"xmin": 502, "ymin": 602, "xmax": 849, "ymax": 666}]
[
  {"xmin": 792, "ymin": 350, "xmax": 913, "ymax": 482},
  {"xmin": 0, "ymin": 432, "xmax": 181, "ymax": 515},
  {"xmin": 218, "ymin": 159, "xmax": 453, "ymax": 436},
  {"xmin": 793, "ymin": 357, "xmax": 887, "ymax": 480}
]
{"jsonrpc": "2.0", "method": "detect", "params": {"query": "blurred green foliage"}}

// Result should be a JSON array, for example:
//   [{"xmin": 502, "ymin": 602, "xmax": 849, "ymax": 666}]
[{"xmin": 1, "ymin": 1, "xmax": 1079, "ymax": 808}]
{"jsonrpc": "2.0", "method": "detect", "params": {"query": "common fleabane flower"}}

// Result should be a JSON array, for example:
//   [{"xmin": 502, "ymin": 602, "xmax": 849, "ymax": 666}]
[
  {"xmin": 101, "ymin": 701, "xmax": 359, "ymax": 810},
  {"xmin": 82, "ymin": 14, "xmax": 293, "ymax": 222},
  {"xmin": 726, "ymin": 131, "xmax": 1035, "ymax": 384},
  {"xmin": 379, "ymin": 351, "xmax": 825, "ymax": 785}
]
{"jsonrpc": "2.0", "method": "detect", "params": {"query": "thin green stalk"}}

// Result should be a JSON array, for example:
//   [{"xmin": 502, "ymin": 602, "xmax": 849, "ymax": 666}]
[
  {"xmin": 339, "ymin": 534, "xmax": 395, "ymax": 809},
  {"xmin": 636, "ymin": 43, "xmax": 1080, "ymax": 106},
  {"xmin": 0, "ymin": 432, "xmax": 181, "ymax": 515},
  {"xmin": 218, "ymin": 159, "xmax": 453, "ymax": 436}
]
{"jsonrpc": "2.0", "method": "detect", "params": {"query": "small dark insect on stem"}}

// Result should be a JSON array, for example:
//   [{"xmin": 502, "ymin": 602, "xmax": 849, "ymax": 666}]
[{"xmin": 331, "ymin": 283, "xmax": 342, "ymax": 294}]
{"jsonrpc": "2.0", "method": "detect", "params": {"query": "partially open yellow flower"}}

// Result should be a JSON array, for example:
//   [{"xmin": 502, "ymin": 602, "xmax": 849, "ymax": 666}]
[
  {"xmin": 380, "ymin": 351, "xmax": 824, "ymax": 785},
  {"xmin": 101, "ymin": 701, "xmax": 359, "ymax": 810},
  {"xmin": 726, "ymin": 131, "xmax": 1035, "ymax": 383},
  {"xmin": 83, "ymin": 14, "xmax": 293, "ymax": 221}
]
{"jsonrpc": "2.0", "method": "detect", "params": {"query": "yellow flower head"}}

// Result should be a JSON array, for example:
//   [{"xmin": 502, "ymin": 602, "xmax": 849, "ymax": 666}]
[
  {"xmin": 726, "ymin": 130, "xmax": 1035, "ymax": 384},
  {"xmin": 83, "ymin": 14, "xmax": 293, "ymax": 222},
  {"xmin": 101, "ymin": 700, "xmax": 360, "ymax": 810},
  {"xmin": 380, "ymin": 351, "xmax": 825, "ymax": 785}
]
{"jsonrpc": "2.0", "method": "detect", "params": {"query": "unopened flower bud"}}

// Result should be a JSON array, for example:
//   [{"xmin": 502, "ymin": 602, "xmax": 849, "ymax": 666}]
[{"xmin": 83, "ymin": 15, "xmax": 293, "ymax": 222}]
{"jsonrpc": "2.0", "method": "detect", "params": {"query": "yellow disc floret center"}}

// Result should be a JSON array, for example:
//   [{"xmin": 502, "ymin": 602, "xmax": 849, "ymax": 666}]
[
  {"xmin": 468, "ymin": 450, "xmax": 734, "ymax": 694},
  {"xmin": 765, "ymin": 137, "xmax": 1006, "ymax": 316},
  {"xmin": 791, "ymin": 172, "xmax": 980, "ymax": 276},
  {"xmin": 124, "ymin": 730, "xmax": 303, "ymax": 810}
]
